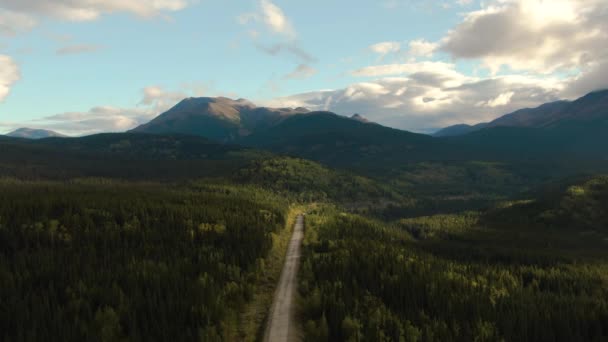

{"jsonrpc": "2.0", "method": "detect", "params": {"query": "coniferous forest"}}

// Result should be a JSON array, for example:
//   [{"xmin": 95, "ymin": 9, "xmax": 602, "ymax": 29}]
[
  {"xmin": 0, "ymin": 129, "xmax": 607, "ymax": 342},
  {"xmin": 0, "ymin": 180, "xmax": 289, "ymax": 341}
]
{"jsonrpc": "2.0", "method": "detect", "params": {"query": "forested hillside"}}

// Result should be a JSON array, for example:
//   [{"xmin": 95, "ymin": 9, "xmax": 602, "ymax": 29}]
[{"xmin": 298, "ymin": 176, "xmax": 608, "ymax": 342}]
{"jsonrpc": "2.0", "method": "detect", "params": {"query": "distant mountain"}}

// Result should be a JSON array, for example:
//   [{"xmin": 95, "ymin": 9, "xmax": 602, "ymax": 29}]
[
  {"xmin": 433, "ymin": 123, "xmax": 488, "ymax": 137},
  {"xmin": 131, "ymin": 97, "xmax": 309, "ymax": 142},
  {"xmin": 240, "ymin": 111, "xmax": 451, "ymax": 170},
  {"xmin": 435, "ymin": 89, "xmax": 608, "ymax": 136},
  {"xmin": 120, "ymin": 91, "xmax": 607, "ymax": 173},
  {"xmin": 7, "ymin": 128, "xmax": 67, "ymax": 139}
]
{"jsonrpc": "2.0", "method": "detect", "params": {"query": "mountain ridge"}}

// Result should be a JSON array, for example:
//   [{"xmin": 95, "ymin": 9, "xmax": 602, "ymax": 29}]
[
  {"xmin": 434, "ymin": 89, "xmax": 608, "ymax": 136},
  {"xmin": 6, "ymin": 128, "xmax": 67, "ymax": 139},
  {"xmin": 131, "ymin": 96, "xmax": 310, "ymax": 142}
]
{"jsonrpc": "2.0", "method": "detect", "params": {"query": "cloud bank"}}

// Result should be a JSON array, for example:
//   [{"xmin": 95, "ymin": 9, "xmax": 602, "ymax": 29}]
[
  {"xmin": 268, "ymin": 62, "xmax": 563, "ymax": 132},
  {"xmin": 1, "ymin": 85, "xmax": 203, "ymax": 135},
  {"xmin": 0, "ymin": 55, "xmax": 19, "ymax": 102},
  {"xmin": 271, "ymin": 0, "xmax": 608, "ymax": 132},
  {"xmin": 0, "ymin": 0, "xmax": 191, "ymax": 22}
]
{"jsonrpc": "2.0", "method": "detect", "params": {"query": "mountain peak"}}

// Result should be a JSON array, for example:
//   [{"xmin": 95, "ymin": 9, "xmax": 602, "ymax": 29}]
[
  {"xmin": 132, "ymin": 97, "xmax": 310, "ymax": 142},
  {"xmin": 6, "ymin": 128, "xmax": 67, "ymax": 139}
]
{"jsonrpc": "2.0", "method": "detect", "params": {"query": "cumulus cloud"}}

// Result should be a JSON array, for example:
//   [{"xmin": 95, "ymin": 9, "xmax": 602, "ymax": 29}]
[
  {"xmin": 368, "ymin": 39, "xmax": 438, "ymax": 61},
  {"xmin": 268, "ymin": 62, "xmax": 563, "ymax": 132},
  {"xmin": 258, "ymin": 0, "xmax": 295, "ymax": 38},
  {"xmin": 268, "ymin": 0, "xmax": 607, "ymax": 132},
  {"xmin": 477, "ymin": 91, "xmax": 514, "ymax": 108},
  {"xmin": 0, "ymin": 0, "xmax": 191, "ymax": 22},
  {"xmin": 408, "ymin": 39, "xmax": 438, "ymax": 58},
  {"xmin": 0, "ymin": 55, "xmax": 20, "ymax": 102},
  {"xmin": 38, "ymin": 106, "xmax": 152, "ymax": 135},
  {"xmin": 564, "ymin": 58, "xmax": 608, "ymax": 97},
  {"xmin": 239, "ymin": 0, "xmax": 296, "ymax": 39},
  {"xmin": 351, "ymin": 61, "xmax": 466, "ymax": 84},
  {"xmin": 369, "ymin": 41, "xmax": 401, "ymax": 59},
  {"xmin": 139, "ymin": 85, "xmax": 191, "ymax": 107},
  {"xmin": 0, "ymin": 9, "xmax": 37, "ymax": 36},
  {"xmin": 440, "ymin": 0, "xmax": 608, "ymax": 74}
]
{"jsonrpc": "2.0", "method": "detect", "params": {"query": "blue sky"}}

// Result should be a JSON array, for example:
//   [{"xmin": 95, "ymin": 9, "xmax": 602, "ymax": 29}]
[{"xmin": 1, "ymin": 0, "xmax": 607, "ymax": 134}]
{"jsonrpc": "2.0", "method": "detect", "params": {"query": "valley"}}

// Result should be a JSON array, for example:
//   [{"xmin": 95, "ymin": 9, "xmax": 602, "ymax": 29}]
[{"xmin": 1, "ymin": 90, "xmax": 607, "ymax": 342}]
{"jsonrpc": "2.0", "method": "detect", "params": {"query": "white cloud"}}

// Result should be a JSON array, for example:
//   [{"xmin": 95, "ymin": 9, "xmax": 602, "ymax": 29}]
[
  {"xmin": 0, "ymin": 55, "xmax": 20, "ymax": 102},
  {"xmin": 239, "ymin": 0, "xmax": 296, "ymax": 39},
  {"xmin": 0, "ymin": 9, "xmax": 37, "ymax": 36},
  {"xmin": 1, "ymin": 85, "xmax": 204, "ymax": 135},
  {"xmin": 440, "ymin": 0, "xmax": 608, "ymax": 75},
  {"xmin": 259, "ymin": 0, "xmax": 295, "ymax": 38},
  {"xmin": 0, "ymin": 0, "xmax": 191, "ymax": 22},
  {"xmin": 408, "ymin": 39, "xmax": 438, "ymax": 57},
  {"xmin": 39, "ymin": 106, "xmax": 151, "ymax": 135},
  {"xmin": 564, "ymin": 59, "xmax": 608, "ymax": 97},
  {"xmin": 351, "ymin": 61, "xmax": 467, "ymax": 86},
  {"xmin": 284, "ymin": 64, "xmax": 317, "ymax": 79},
  {"xmin": 269, "ymin": 62, "xmax": 563, "ymax": 131},
  {"xmin": 478, "ymin": 91, "xmax": 514, "ymax": 107},
  {"xmin": 139, "ymin": 85, "xmax": 190, "ymax": 107},
  {"xmin": 239, "ymin": 0, "xmax": 314, "ymax": 69},
  {"xmin": 284, "ymin": 0, "xmax": 607, "ymax": 132},
  {"xmin": 369, "ymin": 41, "xmax": 401, "ymax": 59}
]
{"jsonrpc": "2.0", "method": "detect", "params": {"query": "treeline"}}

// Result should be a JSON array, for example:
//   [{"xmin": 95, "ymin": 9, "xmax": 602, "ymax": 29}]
[
  {"xmin": 298, "ymin": 201, "xmax": 608, "ymax": 341},
  {"xmin": 0, "ymin": 179, "xmax": 288, "ymax": 341}
]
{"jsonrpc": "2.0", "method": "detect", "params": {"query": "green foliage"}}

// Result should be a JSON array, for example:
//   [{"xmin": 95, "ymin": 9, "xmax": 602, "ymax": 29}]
[
  {"xmin": 545, "ymin": 176, "xmax": 608, "ymax": 231},
  {"xmin": 0, "ymin": 133, "xmax": 265, "ymax": 181},
  {"xmin": 234, "ymin": 157, "xmax": 398, "ymax": 203},
  {"xmin": 0, "ymin": 180, "xmax": 289, "ymax": 341},
  {"xmin": 397, "ymin": 212, "xmax": 479, "ymax": 240},
  {"xmin": 299, "ymin": 196, "xmax": 608, "ymax": 342}
]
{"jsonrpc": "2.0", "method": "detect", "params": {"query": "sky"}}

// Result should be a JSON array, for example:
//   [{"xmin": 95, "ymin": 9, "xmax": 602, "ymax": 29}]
[{"xmin": 0, "ymin": 0, "xmax": 607, "ymax": 135}]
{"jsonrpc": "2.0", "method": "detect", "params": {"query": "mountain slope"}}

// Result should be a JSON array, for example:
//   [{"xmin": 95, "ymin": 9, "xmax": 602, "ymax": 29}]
[
  {"xmin": 435, "ymin": 89, "xmax": 608, "ymax": 136},
  {"xmin": 240, "ymin": 111, "xmax": 451, "ymax": 170},
  {"xmin": 7, "ymin": 128, "xmax": 67, "ymax": 139},
  {"xmin": 131, "ymin": 97, "xmax": 309, "ymax": 142},
  {"xmin": 0, "ymin": 132, "xmax": 396, "ymax": 204},
  {"xmin": 0, "ymin": 133, "xmax": 264, "ymax": 180},
  {"xmin": 450, "ymin": 119, "xmax": 608, "ymax": 160},
  {"xmin": 433, "ymin": 123, "xmax": 488, "ymax": 137}
]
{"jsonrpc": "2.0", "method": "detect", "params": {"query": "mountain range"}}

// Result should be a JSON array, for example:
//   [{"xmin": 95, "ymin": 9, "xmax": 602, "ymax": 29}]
[
  {"xmin": 2, "ymin": 89, "xmax": 607, "ymax": 175},
  {"xmin": 435, "ymin": 89, "xmax": 608, "ymax": 136},
  {"xmin": 125, "ymin": 89, "xmax": 608, "ymax": 168}
]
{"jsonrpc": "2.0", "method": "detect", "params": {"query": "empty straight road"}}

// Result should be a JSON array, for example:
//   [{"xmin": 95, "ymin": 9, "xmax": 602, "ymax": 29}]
[{"xmin": 263, "ymin": 214, "xmax": 304, "ymax": 342}]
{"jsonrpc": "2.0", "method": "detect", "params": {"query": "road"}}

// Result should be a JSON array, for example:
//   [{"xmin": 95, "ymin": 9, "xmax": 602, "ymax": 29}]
[{"xmin": 263, "ymin": 214, "xmax": 304, "ymax": 342}]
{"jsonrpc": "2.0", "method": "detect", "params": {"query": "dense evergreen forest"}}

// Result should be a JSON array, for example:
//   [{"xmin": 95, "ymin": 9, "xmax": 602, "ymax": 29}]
[
  {"xmin": 1, "ymin": 133, "xmax": 607, "ymax": 341},
  {"xmin": 298, "ymin": 177, "xmax": 608, "ymax": 341},
  {"xmin": 0, "ymin": 180, "xmax": 291, "ymax": 341}
]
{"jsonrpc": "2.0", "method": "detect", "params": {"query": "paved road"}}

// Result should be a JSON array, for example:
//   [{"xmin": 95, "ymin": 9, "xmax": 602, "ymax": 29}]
[{"xmin": 263, "ymin": 214, "xmax": 304, "ymax": 342}]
